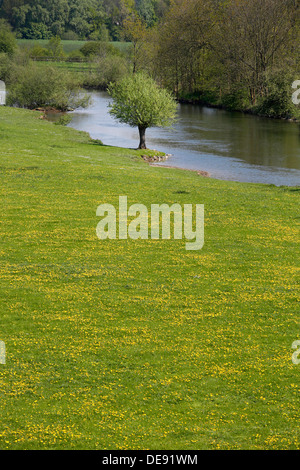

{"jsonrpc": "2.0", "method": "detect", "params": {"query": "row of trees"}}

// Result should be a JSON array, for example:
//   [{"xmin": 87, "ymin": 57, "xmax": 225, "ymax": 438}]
[
  {"xmin": 0, "ymin": 0, "xmax": 170, "ymax": 40},
  {"xmin": 137, "ymin": 0, "xmax": 300, "ymax": 118}
]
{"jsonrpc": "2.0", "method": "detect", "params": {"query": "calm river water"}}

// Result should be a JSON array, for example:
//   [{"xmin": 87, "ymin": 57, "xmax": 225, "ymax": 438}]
[{"xmin": 67, "ymin": 90, "xmax": 300, "ymax": 186}]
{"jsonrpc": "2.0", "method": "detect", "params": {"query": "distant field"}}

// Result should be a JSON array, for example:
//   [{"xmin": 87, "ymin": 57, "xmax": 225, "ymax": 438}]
[
  {"xmin": 35, "ymin": 60, "xmax": 97, "ymax": 74},
  {"xmin": 17, "ymin": 39, "xmax": 132, "ymax": 55},
  {"xmin": 17, "ymin": 39, "xmax": 86, "ymax": 54}
]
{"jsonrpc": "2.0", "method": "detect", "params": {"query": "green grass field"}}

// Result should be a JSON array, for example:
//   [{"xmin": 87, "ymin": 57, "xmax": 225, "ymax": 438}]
[
  {"xmin": 0, "ymin": 105, "xmax": 299, "ymax": 450},
  {"xmin": 17, "ymin": 39, "xmax": 131, "ymax": 55},
  {"xmin": 35, "ymin": 60, "xmax": 98, "ymax": 80},
  {"xmin": 17, "ymin": 38, "xmax": 87, "ymax": 54}
]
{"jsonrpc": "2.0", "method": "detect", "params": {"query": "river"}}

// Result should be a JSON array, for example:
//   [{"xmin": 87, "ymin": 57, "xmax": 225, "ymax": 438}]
[{"xmin": 66, "ymin": 90, "xmax": 300, "ymax": 186}]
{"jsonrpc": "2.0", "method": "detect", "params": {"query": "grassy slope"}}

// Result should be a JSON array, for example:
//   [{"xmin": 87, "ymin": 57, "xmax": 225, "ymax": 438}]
[{"xmin": 0, "ymin": 106, "xmax": 299, "ymax": 450}]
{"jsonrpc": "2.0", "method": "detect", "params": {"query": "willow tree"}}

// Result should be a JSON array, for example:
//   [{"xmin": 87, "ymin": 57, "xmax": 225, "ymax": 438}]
[{"xmin": 107, "ymin": 73, "xmax": 177, "ymax": 149}]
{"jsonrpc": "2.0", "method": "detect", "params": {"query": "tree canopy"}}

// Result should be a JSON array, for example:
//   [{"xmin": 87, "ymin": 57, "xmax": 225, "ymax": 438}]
[
  {"xmin": 0, "ymin": 0, "xmax": 170, "ymax": 39},
  {"xmin": 108, "ymin": 73, "xmax": 177, "ymax": 149}
]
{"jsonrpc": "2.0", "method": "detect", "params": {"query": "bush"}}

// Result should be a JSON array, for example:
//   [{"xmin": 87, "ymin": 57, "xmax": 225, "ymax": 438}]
[
  {"xmin": 83, "ymin": 55, "xmax": 129, "ymax": 89},
  {"xmin": 29, "ymin": 45, "xmax": 51, "ymax": 59},
  {"xmin": 80, "ymin": 41, "xmax": 101, "ymax": 57},
  {"xmin": 46, "ymin": 36, "xmax": 65, "ymax": 58},
  {"xmin": 6, "ymin": 63, "xmax": 90, "ymax": 111},
  {"xmin": 97, "ymin": 55, "xmax": 129, "ymax": 85},
  {"xmin": 0, "ymin": 50, "xmax": 30, "ymax": 82},
  {"xmin": 80, "ymin": 41, "xmax": 120, "ymax": 58},
  {"xmin": 54, "ymin": 114, "xmax": 73, "ymax": 126},
  {"xmin": 0, "ymin": 20, "xmax": 17, "ymax": 56},
  {"xmin": 255, "ymin": 70, "xmax": 300, "ymax": 119},
  {"xmin": 0, "ymin": 53, "xmax": 11, "ymax": 81},
  {"xmin": 67, "ymin": 50, "xmax": 85, "ymax": 62},
  {"xmin": 62, "ymin": 30, "xmax": 79, "ymax": 41},
  {"xmin": 220, "ymin": 89, "xmax": 248, "ymax": 111}
]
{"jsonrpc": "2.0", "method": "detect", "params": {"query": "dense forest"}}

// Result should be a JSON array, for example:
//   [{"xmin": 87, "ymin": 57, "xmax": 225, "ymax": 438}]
[
  {"xmin": 0, "ymin": 0, "xmax": 170, "ymax": 40},
  {"xmin": 0, "ymin": 0, "xmax": 299, "ymax": 119},
  {"xmin": 145, "ymin": 0, "xmax": 300, "ymax": 117}
]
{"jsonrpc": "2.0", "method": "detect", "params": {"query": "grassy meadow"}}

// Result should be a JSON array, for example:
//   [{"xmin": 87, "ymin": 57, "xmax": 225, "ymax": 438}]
[
  {"xmin": 0, "ymin": 105, "xmax": 299, "ymax": 449},
  {"xmin": 17, "ymin": 39, "xmax": 132, "ymax": 55},
  {"xmin": 17, "ymin": 38, "xmax": 87, "ymax": 54}
]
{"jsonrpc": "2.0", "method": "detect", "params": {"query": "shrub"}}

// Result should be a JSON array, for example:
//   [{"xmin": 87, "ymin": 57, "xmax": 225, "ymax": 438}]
[
  {"xmin": 83, "ymin": 54, "xmax": 129, "ymax": 89},
  {"xmin": 0, "ymin": 20, "xmax": 17, "ymax": 56},
  {"xmin": 80, "ymin": 41, "xmax": 101, "ymax": 57},
  {"xmin": 255, "ymin": 70, "xmax": 300, "ymax": 119},
  {"xmin": 0, "ymin": 53, "xmax": 11, "ymax": 81},
  {"xmin": 80, "ymin": 41, "xmax": 120, "ymax": 58},
  {"xmin": 46, "ymin": 36, "xmax": 65, "ymax": 58},
  {"xmin": 97, "ymin": 55, "xmax": 129, "ymax": 85},
  {"xmin": 54, "ymin": 114, "xmax": 73, "ymax": 126},
  {"xmin": 220, "ymin": 89, "xmax": 248, "ymax": 111},
  {"xmin": 67, "ymin": 50, "xmax": 85, "ymax": 62},
  {"xmin": 62, "ymin": 30, "xmax": 79, "ymax": 41},
  {"xmin": 6, "ymin": 63, "xmax": 90, "ymax": 111},
  {"xmin": 29, "ymin": 45, "xmax": 51, "ymax": 59}
]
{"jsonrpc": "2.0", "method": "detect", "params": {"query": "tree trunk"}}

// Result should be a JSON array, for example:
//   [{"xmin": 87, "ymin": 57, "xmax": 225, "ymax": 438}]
[{"xmin": 138, "ymin": 126, "xmax": 147, "ymax": 149}]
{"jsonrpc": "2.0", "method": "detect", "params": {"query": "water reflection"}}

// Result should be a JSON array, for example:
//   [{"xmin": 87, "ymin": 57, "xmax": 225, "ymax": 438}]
[{"xmin": 67, "ymin": 91, "xmax": 300, "ymax": 186}]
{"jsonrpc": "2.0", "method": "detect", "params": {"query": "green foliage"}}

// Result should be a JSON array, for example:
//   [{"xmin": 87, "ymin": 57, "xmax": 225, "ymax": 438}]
[
  {"xmin": 149, "ymin": 0, "xmax": 299, "ymax": 119},
  {"xmin": 80, "ymin": 41, "xmax": 120, "ymax": 58},
  {"xmin": 46, "ymin": 35, "xmax": 65, "ymax": 58},
  {"xmin": 6, "ymin": 62, "xmax": 90, "ymax": 110},
  {"xmin": 0, "ymin": 51, "xmax": 11, "ymax": 80},
  {"xmin": 77, "ymin": 41, "xmax": 129, "ymax": 88},
  {"xmin": 0, "ymin": 19, "xmax": 17, "ymax": 56},
  {"xmin": 22, "ymin": 24, "xmax": 51, "ymax": 40},
  {"xmin": 220, "ymin": 89, "xmax": 249, "ymax": 111},
  {"xmin": 89, "ymin": 24, "xmax": 110, "ymax": 42},
  {"xmin": 82, "ymin": 54, "xmax": 129, "ymax": 89},
  {"xmin": 108, "ymin": 72, "xmax": 177, "ymax": 128},
  {"xmin": 80, "ymin": 41, "xmax": 102, "ymax": 57},
  {"xmin": 61, "ymin": 30, "xmax": 79, "ymax": 41},
  {"xmin": 136, "ymin": 0, "xmax": 157, "ymax": 27},
  {"xmin": 255, "ymin": 70, "xmax": 300, "ymax": 119},
  {"xmin": 108, "ymin": 72, "xmax": 177, "ymax": 147},
  {"xmin": 54, "ymin": 113, "xmax": 73, "ymax": 125},
  {"xmin": 66, "ymin": 49, "xmax": 84, "ymax": 61},
  {"xmin": 96, "ymin": 54, "xmax": 129, "ymax": 85},
  {"xmin": 28, "ymin": 45, "xmax": 51, "ymax": 58},
  {"xmin": 0, "ymin": 1, "xmax": 169, "ymax": 41}
]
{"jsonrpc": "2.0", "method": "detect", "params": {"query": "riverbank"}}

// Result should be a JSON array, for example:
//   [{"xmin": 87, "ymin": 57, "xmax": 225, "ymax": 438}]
[
  {"xmin": 178, "ymin": 96, "xmax": 300, "ymax": 123},
  {"xmin": 0, "ymin": 106, "xmax": 299, "ymax": 450},
  {"xmin": 65, "ymin": 90, "xmax": 300, "ymax": 186}
]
